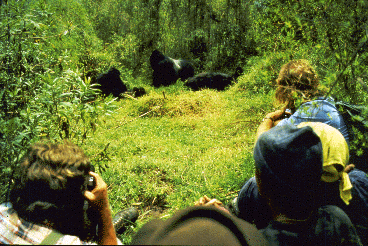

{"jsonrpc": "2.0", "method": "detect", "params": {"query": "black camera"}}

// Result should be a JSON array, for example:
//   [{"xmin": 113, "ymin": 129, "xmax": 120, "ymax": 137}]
[
  {"xmin": 284, "ymin": 109, "xmax": 292, "ymax": 119},
  {"xmin": 87, "ymin": 176, "xmax": 96, "ymax": 191},
  {"xmin": 82, "ymin": 175, "xmax": 98, "ymax": 241}
]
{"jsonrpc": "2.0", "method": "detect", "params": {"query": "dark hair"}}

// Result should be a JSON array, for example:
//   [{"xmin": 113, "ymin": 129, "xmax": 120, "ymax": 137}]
[
  {"xmin": 275, "ymin": 59, "xmax": 320, "ymax": 111},
  {"xmin": 9, "ymin": 141, "xmax": 93, "ymax": 237},
  {"xmin": 256, "ymin": 169, "xmax": 323, "ymax": 220}
]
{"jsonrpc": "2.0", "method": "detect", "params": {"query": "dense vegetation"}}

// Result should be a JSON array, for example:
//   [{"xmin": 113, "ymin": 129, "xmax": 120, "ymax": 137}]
[{"xmin": 1, "ymin": 0, "xmax": 368, "ymax": 242}]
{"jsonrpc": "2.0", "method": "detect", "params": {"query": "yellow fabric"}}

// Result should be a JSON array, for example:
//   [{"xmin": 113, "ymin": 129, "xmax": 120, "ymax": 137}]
[{"xmin": 297, "ymin": 122, "xmax": 352, "ymax": 205}]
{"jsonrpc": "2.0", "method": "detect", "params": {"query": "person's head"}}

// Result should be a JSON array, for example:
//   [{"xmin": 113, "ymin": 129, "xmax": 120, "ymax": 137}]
[
  {"xmin": 254, "ymin": 124, "xmax": 323, "ymax": 220},
  {"xmin": 131, "ymin": 206, "xmax": 268, "ymax": 245},
  {"xmin": 297, "ymin": 122, "xmax": 352, "ymax": 205},
  {"xmin": 9, "ymin": 141, "xmax": 94, "ymax": 236},
  {"xmin": 275, "ymin": 59, "xmax": 319, "ymax": 110}
]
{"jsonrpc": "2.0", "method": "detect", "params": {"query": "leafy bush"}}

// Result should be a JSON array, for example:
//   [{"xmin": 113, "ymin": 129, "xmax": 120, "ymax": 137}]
[
  {"xmin": 0, "ymin": 0, "xmax": 118, "ymax": 203},
  {"xmin": 234, "ymin": 53, "xmax": 286, "ymax": 95}
]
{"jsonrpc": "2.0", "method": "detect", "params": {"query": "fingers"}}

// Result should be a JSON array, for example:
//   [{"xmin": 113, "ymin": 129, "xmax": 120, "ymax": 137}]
[
  {"xmin": 194, "ymin": 197, "xmax": 205, "ymax": 206},
  {"xmin": 266, "ymin": 110, "xmax": 282, "ymax": 120},
  {"xmin": 88, "ymin": 171, "xmax": 107, "ymax": 191},
  {"xmin": 194, "ymin": 196, "xmax": 230, "ymax": 214},
  {"xmin": 194, "ymin": 196, "xmax": 222, "ymax": 206},
  {"xmin": 84, "ymin": 190, "xmax": 95, "ymax": 201},
  {"xmin": 194, "ymin": 195, "xmax": 212, "ymax": 205},
  {"xmin": 344, "ymin": 164, "xmax": 355, "ymax": 173},
  {"xmin": 84, "ymin": 171, "xmax": 109, "ymax": 209},
  {"xmin": 266, "ymin": 109, "xmax": 291, "ymax": 122},
  {"xmin": 205, "ymin": 199, "xmax": 223, "ymax": 206}
]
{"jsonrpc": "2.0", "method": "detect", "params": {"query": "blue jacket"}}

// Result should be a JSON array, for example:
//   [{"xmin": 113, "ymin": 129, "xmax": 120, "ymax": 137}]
[{"xmin": 277, "ymin": 97, "xmax": 350, "ymax": 145}]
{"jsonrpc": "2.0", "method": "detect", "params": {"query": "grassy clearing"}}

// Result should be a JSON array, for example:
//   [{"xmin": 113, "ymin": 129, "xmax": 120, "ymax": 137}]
[{"xmin": 81, "ymin": 84, "xmax": 275, "ymax": 242}]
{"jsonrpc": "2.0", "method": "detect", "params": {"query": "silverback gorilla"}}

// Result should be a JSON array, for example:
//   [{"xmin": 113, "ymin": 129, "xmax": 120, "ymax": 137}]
[
  {"xmin": 184, "ymin": 67, "xmax": 243, "ymax": 91},
  {"xmin": 96, "ymin": 67, "xmax": 128, "ymax": 97},
  {"xmin": 150, "ymin": 50, "xmax": 195, "ymax": 87}
]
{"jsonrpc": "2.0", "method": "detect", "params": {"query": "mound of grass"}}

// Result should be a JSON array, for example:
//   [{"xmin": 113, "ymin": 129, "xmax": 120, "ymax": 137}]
[{"xmin": 124, "ymin": 89, "xmax": 225, "ymax": 118}]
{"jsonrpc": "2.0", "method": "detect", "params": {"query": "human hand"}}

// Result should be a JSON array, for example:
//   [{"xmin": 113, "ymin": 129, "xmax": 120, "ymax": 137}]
[
  {"xmin": 344, "ymin": 164, "xmax": 355, "ymax": 173},
  {"xmin": 195, "ymin": 195, "xmax": 230, "ymax": 214},
  {"xmin": 84, "ymin": 172, "xmax": 118, "ymax": 245},
  {"xmin": 84, "ymin": 171, "xmax": 109, "ymax": 212},
  {"xmin": 265, "ymin": 109, "xmax": 291, "ymax": 122}
]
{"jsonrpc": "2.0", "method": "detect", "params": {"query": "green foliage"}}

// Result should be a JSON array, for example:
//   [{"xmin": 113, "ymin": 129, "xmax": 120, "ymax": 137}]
[
  {"xmin": 109, "ymin": 34, "xmax": 140, "ymax": 69},
  {"xmin": 251, "ymin": 0, "xmax": 368, "ymax": 98},
  {"xmin": 33, "ymin": 70, "xmax": 117, "ymax": 142},
  {"xmin": 234, "ymin": 53, "xmax": 286, "ymax": 96},
  {"xmin": 335, "ymin": 102, "xmax": 368, "ymax": 166},
  {"xmin": 0, "ymin": 0, "xmax": 116, "ymax": 202}
]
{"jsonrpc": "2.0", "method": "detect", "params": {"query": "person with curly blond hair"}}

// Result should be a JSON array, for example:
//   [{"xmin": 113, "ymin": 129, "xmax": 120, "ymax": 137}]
[
  {"xmin": 256, "ymin": 59, "xmax": 349, "ymax": 144},
  {"xmin": 275, "ymin": 59, "xmax": 320, "ymax": 111}
]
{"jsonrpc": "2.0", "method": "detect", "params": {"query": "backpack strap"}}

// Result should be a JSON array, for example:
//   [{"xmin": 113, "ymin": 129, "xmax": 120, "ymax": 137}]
[{"xmin": 40, "ymin": 230, "xmax": 64, "ymax": 245}]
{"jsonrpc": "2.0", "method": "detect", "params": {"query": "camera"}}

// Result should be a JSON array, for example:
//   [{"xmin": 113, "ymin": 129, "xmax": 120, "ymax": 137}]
[
  {"xmin": 283, "ymin": 109, "xmax": 292, "ymax": 119},
  {"xmin": 87, "ymin": 176, "xmax": 96, "ymax": 191}
]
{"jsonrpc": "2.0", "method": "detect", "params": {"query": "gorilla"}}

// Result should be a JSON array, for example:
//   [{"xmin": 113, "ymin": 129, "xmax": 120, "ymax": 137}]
[
  {"xmin": 185, "ymin": 67, "xmax": 243, "ymax": 91},
  {"xmin": 132, "ymin": 87, "xmax": 147, "ymax": 98},
  {"xmin": 96, "ymin": 67, "xmax": 127, "ymax": 97},
  {"xmin": 150, "ymin": 50, "xmax": 195, "ymax": 87}
]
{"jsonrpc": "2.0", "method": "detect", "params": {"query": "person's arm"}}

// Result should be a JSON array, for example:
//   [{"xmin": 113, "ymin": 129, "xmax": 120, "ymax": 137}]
[
  {"xmin": 84, "ymin": 172, "xmax": 117, "ymax": 245},
  {"xmin": 256, "ymin": 109, "xmax": 290, "ymax": 139}
]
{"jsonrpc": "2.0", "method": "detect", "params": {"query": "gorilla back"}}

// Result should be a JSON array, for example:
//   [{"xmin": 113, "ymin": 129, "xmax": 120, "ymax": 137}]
[
  {"xmin": 96, "ymin": 67, "xmax": 127, "ymax": 97},
  {"xmin": 185, "ymin": 67, "xmax": 243, "ymax": 91},
  {"xmin": 150, "ymin": 50, "xmax": 194, "ymax": 87}
]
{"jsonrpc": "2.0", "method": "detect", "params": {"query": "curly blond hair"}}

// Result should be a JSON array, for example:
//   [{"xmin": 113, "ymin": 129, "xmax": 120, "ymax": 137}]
[{"xmin": 275, "ymin": 59, "xmax": 319, "ymax": 111}]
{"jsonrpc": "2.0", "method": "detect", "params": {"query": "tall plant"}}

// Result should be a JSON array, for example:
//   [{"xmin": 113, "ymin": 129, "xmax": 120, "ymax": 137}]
[{"xmin": 0, "ymin": 0, "xmax": 117, "ymax": 203}]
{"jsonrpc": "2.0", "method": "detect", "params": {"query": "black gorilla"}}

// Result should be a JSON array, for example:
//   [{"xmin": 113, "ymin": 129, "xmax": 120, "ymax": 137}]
[
  {"xmin": 185, "ymin": 67, "xmax": 243, "ymax": 91},
  {"xmin": 132, "ymin": 87, "xmax": 147, "ymax": 98},
  {"xmin": 96, "ymin": 67, "xmax": 127, "ymax": 97},
  {"xmin": 150, "ymin": 50, "xmax": 195, "ymax": 87}
]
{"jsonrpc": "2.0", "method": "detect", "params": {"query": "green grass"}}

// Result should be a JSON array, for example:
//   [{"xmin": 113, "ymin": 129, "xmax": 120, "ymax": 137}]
[{"xmin": 80, "ymin": 83, "xmax": 276, "ymax": 242}]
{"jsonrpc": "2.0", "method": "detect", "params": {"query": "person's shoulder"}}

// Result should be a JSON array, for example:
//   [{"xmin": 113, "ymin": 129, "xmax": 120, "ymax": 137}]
[
  {"xmin": 0, "ymin": 202, "xmax": 17, "ymax": 222},
  {"xmin": 56, "ymin": 235, "xmax": 97, "ymax": 245},
  {"xmin": 316, "ymin": 205, "xmax": 363, "ymax": 245},
  {"xmin": 260, "ymin": 220, "xmax": 299, "ymax": 246},
  {"xmin": 302, "ymin": 97, "xmax": 335, "ymax": 106},
  {"xmin": 316, "ymin": 205, "xmax": 357, "ymax": 232},
  {"xmin": 348, "ymin": 169, "xmax": 368, "ymax": 197},
  {"xmin": 0, "ymin": 202, "xmax": 12, "ymax": 210},
  {"xmin": 318, "ymin": 205, "xmax": 349, "ymax": 217},
  {"xmin": 56, "ymin": 235, "xmax": 122, "ymax": 245},
  {"xmin": 311, "ymin": 97, "xmax": 337, "ymax": 108},
  {"xmin": 299, "ymin": 97, "xmax": 339, "ymax": 116}
]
